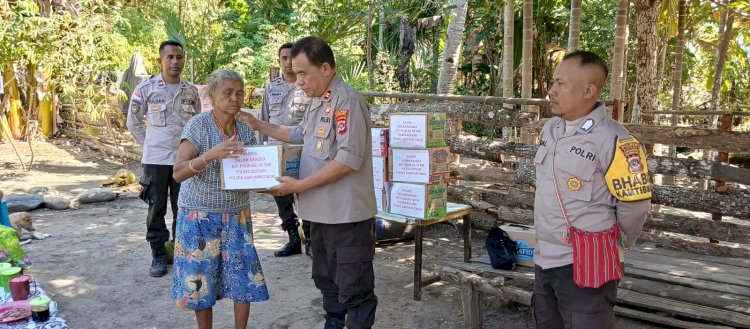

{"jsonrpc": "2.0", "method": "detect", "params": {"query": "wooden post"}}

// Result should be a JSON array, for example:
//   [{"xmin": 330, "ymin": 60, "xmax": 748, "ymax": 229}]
[
  {"xmin": 462, "ymin": 280, "xmax": 483, "ymax": 329},
  {"xmin": 463, "ymin": 214, "xmax": 472, "ymax": 263},
  {"xmin": 414, "ymin": 220, "xmax": 423, "ymax": 301},
  {"xmin": 711, "ymin": 114, "xmax": 732, "ymax": 243},
  {"xmin": 613, "ymin": 99, "xmax": 622, "ymax": 122}
]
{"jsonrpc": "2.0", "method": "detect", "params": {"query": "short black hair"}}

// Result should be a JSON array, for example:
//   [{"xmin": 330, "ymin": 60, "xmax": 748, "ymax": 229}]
[
  {"xmin": 159, "ymin": 40, "xmax": 184, "ymax": 53},
  {"xmin": 291, "ymin": 37, "xmax": 336, "ymax": 69},
  {"xmin": 563, "ymin": 51, "xmax": 608, "ymax": 81},
  {"xmin": 278, "ymin": 43, "xmax": 294, "ymax": 56}
]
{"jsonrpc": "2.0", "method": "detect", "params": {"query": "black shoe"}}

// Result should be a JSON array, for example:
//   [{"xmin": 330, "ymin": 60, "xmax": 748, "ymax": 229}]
[
  {"xmin": 323, "ymin": 314, "xmax": 345, "ymax": 329},
  {"xmin": 305, "ymin": 240, "xmax": 313, "ymax": 258},
  {"xmin": 150, "ymin": 256, "xmax": 167, "ymax": 277},
  {"xmin": 274, "ymin": 228, "xmax": 302, "ymax": 257}
]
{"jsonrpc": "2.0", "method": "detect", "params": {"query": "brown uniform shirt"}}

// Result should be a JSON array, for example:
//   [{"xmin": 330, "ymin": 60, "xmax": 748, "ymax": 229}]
[
  {"xmin": 289, "ymin": 75, "xmax": 377, "ymax": 224},
  {"xmin": 533, "ymin": 103, "xmax": 651, "ymax": 269}
]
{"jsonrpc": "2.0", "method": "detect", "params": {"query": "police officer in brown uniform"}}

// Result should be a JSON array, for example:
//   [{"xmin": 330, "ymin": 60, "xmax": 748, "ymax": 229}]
[
  {"xmin": 533, "ymin": 51, "xmax": 651, "ymax": 328},
  {"xmin": 127, "ymin": 41, "xmax": 201, "ymax": 277},
  {"xmin": 240, "ymin": 37, "xmax": 377, "ymax": 329},
  {"xmin": 260, "ymin": 43, "xmax": 313, "ymax": 257}
]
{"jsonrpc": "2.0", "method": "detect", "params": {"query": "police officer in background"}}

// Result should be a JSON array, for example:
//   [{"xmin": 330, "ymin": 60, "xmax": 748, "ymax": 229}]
[
  {"xmin": 533, "ymin": 51, "xmax": 651, "ymax": 328},
  {"xmin": 240, "ymin": 36, "xmax": 377, "ymax": 329},
  {"xmin": 127, "ymin": 40, "xmax": 201, "ymax": 278},
  {"xmin": 260, "ymin": 43, "xmax": 313, "ymax": 257}
]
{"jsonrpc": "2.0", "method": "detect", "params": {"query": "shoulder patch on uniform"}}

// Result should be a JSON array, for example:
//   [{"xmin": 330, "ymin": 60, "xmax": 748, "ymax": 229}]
[
  {"xmin": 131, "ymin": 91, "xmax": 142, "ymax": 103},
  {"xmin": 335, "ymin": 109, "xmax": 349, "ymax": 135},
  {"xmin": 605, "ymin": 137, "xmax": 652, "ymax": 201}
]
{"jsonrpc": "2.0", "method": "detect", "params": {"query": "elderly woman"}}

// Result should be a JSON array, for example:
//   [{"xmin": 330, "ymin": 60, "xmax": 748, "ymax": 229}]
[{"xmin": 172, "ymin": 69, "xmax": 268, "ymax": 329}]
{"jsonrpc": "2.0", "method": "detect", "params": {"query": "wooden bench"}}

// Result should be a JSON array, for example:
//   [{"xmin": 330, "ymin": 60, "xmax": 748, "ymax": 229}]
[{"xmin": 439, "ymin": 243, "xmax": 750, "ymax": 329}]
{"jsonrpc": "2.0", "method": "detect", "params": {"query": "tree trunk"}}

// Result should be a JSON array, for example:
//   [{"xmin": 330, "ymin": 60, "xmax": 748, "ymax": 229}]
[
  {"xmin": 436, "ymin": 0, "xmax": 468, "ymax": 94},
  {"xmin": 502, "ymin": 0, "xmax": 515, "ymax": 100},
  {"xmin": 567, "ymin": 0, "xmax": 582, "ymax": 52},
  {"xmin": 432, "ymin": 23, "xmax": 441, "ymax": 93},
  {"xmin": 378, "ymin": 4, "xmax": 384, "ymax": 52},
  {"xmin": 671, "ymin": 0, "xmax": 686, "ymax": 118},
  {"xmin": 397, "ymin": 16, "xmax": 415, "ymax": 93},
  {"xmin": 500, "ymin": 0, "xmax": 515, "ymax": 141},
  {"xmin": 632, "ymin": 0, "xmax": 661, "ymax": 126},
  {"xmin": 709, "ymin": 8, "xmax": 734, "ymax": 114},
  {"xmin": 521, "ymin": 0, "xmax": 533, "ymax": 110},
  {"xmin": 367, "ymin": 1, "xmax": 374, "ymax": 90},
  {"xmin": 666, "ymin": 0, "xmax": 687, "ymax": 185},
  {"xmin": 610, "ymin": 0, "xmax": 629, "ymax": 120},
  {"xmin": 437, "ymin": 0, "xmax": 468, "ymax": 164}
]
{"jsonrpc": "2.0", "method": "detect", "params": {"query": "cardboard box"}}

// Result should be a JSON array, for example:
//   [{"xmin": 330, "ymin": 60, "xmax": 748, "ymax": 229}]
[
  {"xmin": 389, "ymin": 113, "xmax": 446, "ymax": 148},
  {"xmin": 220, "ymin": 144, "xmax": 302, "ymax": 190},
  {"xmin": 371, "ymin": 128, "xmax": 389, "ymax": 157},
  {"xmin": 280, "ymin": 144, "xmax": 303, "ymax": 179},
  {"xmin": 500, "ymin": 224, "xmax": 536, "ymax": 267},
  {"xmin": 372, "ymin": 156, "xmax": 388, "ymax": 189},
  {"xmin": 389, "ymin": 182, "xmax": 447, "ymax": 220},
  {"xmin": 389, "ymin": 148, "xmax": 450, "ymax": 184}
]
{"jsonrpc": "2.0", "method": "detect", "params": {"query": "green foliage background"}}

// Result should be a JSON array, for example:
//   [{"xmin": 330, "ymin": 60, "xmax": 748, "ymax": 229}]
[{"xmin": 0, "ymin": 0, "xmax": 748, "ymax": 133}]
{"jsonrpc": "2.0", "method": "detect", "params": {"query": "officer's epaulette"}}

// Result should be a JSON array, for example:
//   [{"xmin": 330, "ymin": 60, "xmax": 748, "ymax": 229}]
[{"xmin": 600, "ymin": 117, "xmax": 631, "ymax": 140}]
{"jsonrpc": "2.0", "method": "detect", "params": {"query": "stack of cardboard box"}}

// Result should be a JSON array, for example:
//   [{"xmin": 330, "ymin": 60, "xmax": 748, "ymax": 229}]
[{"xmin": 387, "ymin": 113, "xmax": 449, "ymax": 220}]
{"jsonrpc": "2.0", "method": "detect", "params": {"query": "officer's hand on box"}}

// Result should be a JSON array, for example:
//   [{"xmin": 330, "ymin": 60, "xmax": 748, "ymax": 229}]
[{"xmin": 263, "ymin": 176, "xmax": 303, "ymax": 197}]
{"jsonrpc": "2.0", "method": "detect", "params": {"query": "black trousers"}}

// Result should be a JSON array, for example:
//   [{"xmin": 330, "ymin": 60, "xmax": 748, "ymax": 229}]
[
  {"xmin": 274, "ymin": 194, "xmax": 310, "ymax": 238},
  {"xmin": 532, "ymin": 264, "xmax": 617, "ymax": 329},
  {"xmin": 311, "ymin": 218, "xmax": 378, "ymax": 329},
  {"xmin": 139, "ymin": 164, "xmax": 179, "ymax": 254}
]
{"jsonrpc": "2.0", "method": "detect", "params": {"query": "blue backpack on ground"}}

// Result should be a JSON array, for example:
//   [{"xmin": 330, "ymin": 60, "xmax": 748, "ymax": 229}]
[{"xmin": 486, "ymin": 227, "xmax": 517, "ymax": 270}]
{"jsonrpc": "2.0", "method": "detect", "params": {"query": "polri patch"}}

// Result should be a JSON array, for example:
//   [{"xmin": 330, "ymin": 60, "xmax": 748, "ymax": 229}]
[
  {"xmin": 335, "ymin": 109, "xmax": 349, "ymax": 135},
  {"xmin": 605, "ymin": 137, "xmax": 652, "ymax": 201}
]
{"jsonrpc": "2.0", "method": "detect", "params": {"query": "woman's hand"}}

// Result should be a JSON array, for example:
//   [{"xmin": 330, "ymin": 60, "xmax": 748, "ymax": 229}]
[{"xmin": 205, "ymin": 135, "xmax": 246, "ymax": 161}]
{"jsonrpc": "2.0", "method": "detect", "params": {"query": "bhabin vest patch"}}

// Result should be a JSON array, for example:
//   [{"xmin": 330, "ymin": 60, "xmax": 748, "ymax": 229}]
[{"xmin": 605, "ymin": 137, "xmax": 652, "ymax": 201}]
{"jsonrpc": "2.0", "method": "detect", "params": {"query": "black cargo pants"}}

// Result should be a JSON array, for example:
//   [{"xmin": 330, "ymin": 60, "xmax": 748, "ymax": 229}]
[
  {"xmin": 532, "ymin": 264, "xmax": 617, "ymax": 329},
  {"xmin": 311, "ymin": 218, "xmax": 378, "ymax": 329},
  {"xmin": 139, "ymin": 164, "xmax": 179, "ymax": 255}
]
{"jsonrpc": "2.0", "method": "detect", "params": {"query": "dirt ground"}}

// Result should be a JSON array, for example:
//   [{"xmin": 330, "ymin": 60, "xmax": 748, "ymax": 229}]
[{"xmin": 0, "ymin": 139, "xmax": 655, "ymax": 329}]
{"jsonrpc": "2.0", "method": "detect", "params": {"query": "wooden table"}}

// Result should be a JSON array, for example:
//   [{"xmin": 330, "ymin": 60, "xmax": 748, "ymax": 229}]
[{"xmin": 376, "ymin": 202, "xmax": 472, "ymax": 301}]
